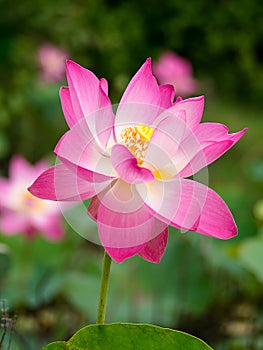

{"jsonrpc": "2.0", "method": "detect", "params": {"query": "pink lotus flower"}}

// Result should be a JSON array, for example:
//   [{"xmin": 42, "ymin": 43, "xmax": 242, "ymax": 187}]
[
  {"xmin": 37, "ymin": 44, "xmax": 68, "ymax": 82},
  {"xmin": 28, "ymin": 58, "xmax": 247, "ymax": 263},
  {"xmin": 153, "ymin": 51, "xmax": 199, "ymax": 97},
  {"xmin": 0, "ymin": 156, "xmax": 64, "ymax": 240}
]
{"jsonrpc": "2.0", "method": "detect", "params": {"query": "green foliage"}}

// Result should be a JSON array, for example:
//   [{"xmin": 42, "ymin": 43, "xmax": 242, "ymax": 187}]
[
  {"xmin": 42, "ymin": 323, "xmax": 213, "ymax": 350},
  {"xmin": 1, "ymin": 0, "xmax": 263, "ymax": 102},
  {"xmin": 43, "ymin": 343, "xmax": 66, "ymax": 350},
  {"xmin": 239, "ymin": 233, "xmax": 263, "ymax": 282},
  {"xmin": 0, "ymin": 243, "xmax": 10, "ymax": 278}
]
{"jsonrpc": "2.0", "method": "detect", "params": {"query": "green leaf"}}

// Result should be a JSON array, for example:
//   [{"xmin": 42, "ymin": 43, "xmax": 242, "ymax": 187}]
[
  {"xmin": 42, "ymin": 342, "xmax": 66, "ymax": 350},
  {"xmin": 42, "ymin": 323, "xmax": 213, "ymax": 350}
]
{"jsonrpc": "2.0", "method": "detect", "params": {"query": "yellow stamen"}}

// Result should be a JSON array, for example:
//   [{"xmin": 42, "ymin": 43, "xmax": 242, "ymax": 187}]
[
  {"xmin": 136, "ymin": 124, "xmax": 154, "ymax": 141},
  {"xmin": 121, "ymin": 123, "xmax": 174, "ymax": 180},
  {"xmin": 121, "ymin": 124, "xmax": 154, "ymax": 165},
  {"xmin": 153, "ymin": 169, "xmax": 164, "ymax": 180},
  {"xmin": 153, "ymin": 167, "xmax": 174, "ymax": 180}
]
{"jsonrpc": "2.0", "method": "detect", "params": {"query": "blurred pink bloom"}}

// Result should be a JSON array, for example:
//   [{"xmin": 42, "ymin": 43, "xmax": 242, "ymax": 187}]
[
  {"xmin": 38, "ymin": 44, "xmax": 68, "ymax": 82},
  {"xmin": 29, "ymin": 59, "xmax": 247, "ymax": 263},
  {"xmin": 0, "ymin": 156, "xmax": 64, "ymax": 240},
  {"xmin": 153, "ymin": 51, "xmax": 199, "ymax": 97}
]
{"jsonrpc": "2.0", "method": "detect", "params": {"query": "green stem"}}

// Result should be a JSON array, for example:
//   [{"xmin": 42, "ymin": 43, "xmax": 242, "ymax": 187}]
[{"xmin": 96, "ymin": 250, "xmax": 112, "ymax": 324}]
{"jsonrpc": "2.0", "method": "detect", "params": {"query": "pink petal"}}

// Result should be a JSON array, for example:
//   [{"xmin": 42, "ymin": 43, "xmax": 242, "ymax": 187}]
[
  {"xmin": 193, "ymin": 123, "xmax": 247, "ymax": 145},
  {"xmin": 1, "ymin": 212, "xmax": 29, "ymax": 234},
  {"xmin": 137, "ymin": 179, "xmax": 237, "ymax": 239},
  {"xmin": 195, "ymin": 184, "xmax": 237, "ymax": 238},
  {"xmin": 28, "ymin": 164, "xmax": 111, "ymax": 201},
  {"xmin": 178, "ymin": 125, "xmax": 247, "ymax": 177},
  {"xmin": 137, "ymin": 178, "xmax": 200, "ymax": 231},
  {"xmin": 177, "ymin": 140, "xmax": 233, "ymax": 178},
  {"xmin": 100, "ymin": 78, "xmax": 108, "ymax": 95},
  {"xmin": 175, "ymin": 96, "xmax": 183, "ymax": 103},
  {"xmin": 105, "ymin": 245, "xmax": 144, "ymax": 264},
  {"xmin": 96, "ymin": 85, "xmax": 115, "ymax": 149},
  {"xmin": 164, "ymin": 96, "xmax": 204, "ymax": 130},
  {"xmin": 66, "ymin": 60, "xmax": 114, "ymax": 148},
  {"xmin": 88, "ymin": 187, "xmax": 167, "ymax": 262},
  {"xmin": 87, "ymin": 195, "xmax": 100, "ymax": 221},
  {"xmin": 96, "ymin": 180, "xmax": 162, "ymax": 257},
  {"xmin": 104, "ymin": 219, "xmax": 168, "ymax": 263},
  {"xmin": 229, "ymin": 128, "xmax": 248, "ymax": 143},
  {"xmin": 159, "ymin": 84, "xmax": 175, "ymax": 109},
  {"xmin": 57, "ymin": 154, "xmax": 114, "ymax": 184},
  {"xmin": 60, "ymin": 87, "xmax": 78, "ymax": 128},
  {"xmin": 115, "ymin": 58, "xmax": 161, "ymax": 140},
  {"xmin": 66, "ymin": 60, "xmax": 100, "ymax": 120},
  {"xmin": 9, "ymin": 156, "xmax": 49, "ymax": 183},
  {"xmin": 153, "ymin": 51, "xmax": 199, "ymax": 96},
  {"xmin": 138, "ymin": 226, "xmax": 168, "ymax": 263},
  {"xmin": 111, "ymin": 144, "xmax": 154, "ymax": 184},
  {"xmin": 9, "ymin": 156, "xmax": 33, "ymax": 180},
  {"xmin": 54, "ymin": 118, "xmax": 114, "ymax": 179},
  {"xmin": 119, "ymin": 58, "xmax": 160, "ymax": 106},
  {"xmin": 34, "ymin": 214, "xmax": 64, "ymax": 241},
  {"xmin": 87, "ymin": 186, "xmax": 111, "ymax": 221},
  {"xmin": 0, "ymin": 179, "xmax": 9, "ymax": 207},
  {"xmin": 143, "ymin": 111, "xmax": 186, "ymax": 176}
]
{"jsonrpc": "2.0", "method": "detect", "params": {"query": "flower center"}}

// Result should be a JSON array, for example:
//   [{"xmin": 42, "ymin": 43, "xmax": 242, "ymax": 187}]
[{"xmin": 121, "ymin": 124, "xmax": 154, "ymax": 165}]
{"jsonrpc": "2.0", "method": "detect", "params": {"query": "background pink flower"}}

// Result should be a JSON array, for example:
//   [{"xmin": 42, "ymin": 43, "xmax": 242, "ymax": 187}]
[
  {"xmin": 0, "ymin": 156, "xmax": 64, "ymax": 240},
  {"xmin": 153, "ymin": 51, "xmax": 199, "ymax": 97},
  {"xmin": 29, "ymin": 58, "xmax": 247, "ymax": 263},
  {"xmin": 37, "ymin": 43, "xmax": 68, "ymax": 82}
]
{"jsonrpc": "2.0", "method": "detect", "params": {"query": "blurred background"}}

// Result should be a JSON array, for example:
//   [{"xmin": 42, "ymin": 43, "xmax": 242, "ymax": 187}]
[{"xmin": 0, "ymin": 0, "xmax": 262, "ymax": 349}]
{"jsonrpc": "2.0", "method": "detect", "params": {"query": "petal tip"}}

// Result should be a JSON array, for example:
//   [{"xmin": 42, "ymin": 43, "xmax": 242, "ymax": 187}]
[
  {"xmin": 59, "ymin": 86, "xmax": 68, "ymax": 93},
  {"xmin": 66, "ymin": 59, "xmax": 75, "ymax": 67},
  {"xmin": 241, "ymin": 127, "xmax": 248, "ymax": 135},
  {"xmin": 146, "ymin": 57, "xmax": 152, "ymax": 64},
  {"xmin": 230, "ymin": 222, "xmax": 238, "ymax": 238},
  {"xmin": 65, "ymin": 59, "xmax": 82, "ymax": 75},
  {"xmin": 194, "ymin": 95, "xmax": 205, "ymax": 104},
  {"xmin": 27, "ymin": 183, "xmax": 39, "ymax": 199}
]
